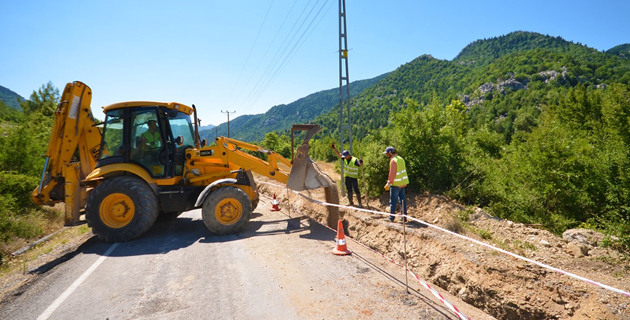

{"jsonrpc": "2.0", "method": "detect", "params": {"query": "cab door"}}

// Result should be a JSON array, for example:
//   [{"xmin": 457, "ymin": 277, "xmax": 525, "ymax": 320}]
[
  {"xmin": 129, "ymin": 108, "xmax": 166, "ymax": 178},
  {"xmin": 163, "ymin": 109, "xmax": 196, "ymax": 176}
]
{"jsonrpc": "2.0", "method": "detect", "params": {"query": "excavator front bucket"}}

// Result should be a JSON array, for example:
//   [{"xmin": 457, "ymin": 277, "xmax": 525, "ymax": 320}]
[{"xmin": 287, "ymin": 125, "xmax": 333, "ymax": 191}]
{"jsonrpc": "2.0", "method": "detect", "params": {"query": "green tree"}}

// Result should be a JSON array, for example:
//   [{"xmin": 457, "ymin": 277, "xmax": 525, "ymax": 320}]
[
  {"xmin": 309, "ymin": 135, "xmax": 338, "ymax": 162},
  {"xmin": 0, "ymin": 100, "xmax": 20, "ymax": 122},
  {"xmin": 390, "ymin": 97, "xmax": 469, "ymax": 193},
  {"xmin": 0, "ymin": 123, "xmax": 44, "ymax": 176},
  {"xmin": 20, "ymin": 81, "xmax": 59, "ymax": 117},
  {"xmin": 0, "ymin": 82, "xmax": 60, "ymax": 176},
  {"xmin": 260, "ymin": 132, "xmax": 291, "ymax": 159}
]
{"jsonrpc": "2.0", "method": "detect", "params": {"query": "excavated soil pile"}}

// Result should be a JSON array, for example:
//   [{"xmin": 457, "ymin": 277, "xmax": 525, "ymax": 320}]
[{"xmin": 255, "ymin": 163, "xmax": 630, "ymax": 320}]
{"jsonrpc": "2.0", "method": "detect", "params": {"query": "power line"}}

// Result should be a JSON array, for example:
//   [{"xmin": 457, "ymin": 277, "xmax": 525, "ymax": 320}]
[
  {"xmin": 239, "ymin": 0, "xmax": 333, "ymax": 113},
  {"xmin": 235, "ymin": 0, "xmax": 299, "ymax": 113},
  {"xmin": 245, "ymin": 0, "xmax": 334, "ymax": 110},
  {"xmin": 225, "ymin": 0, "xmax": 276, "ymax": 109},
  {"xmin": 246, "ymin": 0, "xmax": 326, "ymax": 107},
  {"xmin": 238, "ymin": 0, "xmax": 318, "ymax": 111}
]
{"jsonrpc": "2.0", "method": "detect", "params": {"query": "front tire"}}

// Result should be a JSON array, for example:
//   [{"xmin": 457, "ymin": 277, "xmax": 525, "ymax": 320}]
[
  {"xmin": 202, "ymin": 187, "xmax": 252, "ymax": 235},
  {"xmin": 86, "ymin": 176, "xmax": 159, "ymax": 242},
  {"xmin": 251, "ymin": 197, "xmax": 259, "ymax": 211}
]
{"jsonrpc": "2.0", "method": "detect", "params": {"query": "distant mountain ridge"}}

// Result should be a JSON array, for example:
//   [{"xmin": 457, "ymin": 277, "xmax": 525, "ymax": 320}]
[
  {"xmin": 200, "ymin": 74, "xmax": 388, "ymax": 142},
  {"xmin": 314, "ymin": 31, "xmax": 630, "ymax": 138},
  {"xmin": 198, "ymin": 124, "xmax": 215, "ymax": 131},
  {"xmin": 454, "ymin": 31, "xmax": 601, "ymax": 65},
  {"xmin": 607, "ymin": 43, "xmax": 630, "ymax": 59},
  {"xmin": 0, "ymin": 85, "xmax": 24, "ymax": 110}
]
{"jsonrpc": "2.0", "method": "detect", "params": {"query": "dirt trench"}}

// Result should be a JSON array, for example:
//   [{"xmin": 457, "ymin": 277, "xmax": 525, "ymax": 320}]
[{"xmin": 255, "ymin": 163, "xmax": 630, "ymax": 320}]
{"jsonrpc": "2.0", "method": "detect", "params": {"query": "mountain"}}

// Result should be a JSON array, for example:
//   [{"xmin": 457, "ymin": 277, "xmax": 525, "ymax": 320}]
[
  {"xmin": 607, "ymin": 43, "xmax": 630, "ymax": 59},
  {"xmin": 199, "ymin": 124, "xmax": 215, "ymax": 131},
  {"xmin": 199, "ymin": 73, "xmax": 388, "ymax": 142},
  {"xmin": 0, "ymin": 85, "xmax": 24, "ymax": 110},
  {"xmin": 314, "ymin": 31, "xmax": 630, "ymax": 140},
  {"xmin": 453, "ymin": 31, "xmax": 601, "ymax": 66}
]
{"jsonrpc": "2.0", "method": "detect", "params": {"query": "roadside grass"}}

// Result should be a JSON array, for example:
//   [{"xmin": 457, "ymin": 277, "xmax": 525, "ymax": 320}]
[
  {"xmin": 0, "ymin": 204, "xmax": 76, "ymax": 275},
  {"xmin": 0, "ymin": 221, "xmax": 92, "ymax": 285},
  {"xmin": 0, "ymin": 205, "xmax": 65, "ymax": 253}
]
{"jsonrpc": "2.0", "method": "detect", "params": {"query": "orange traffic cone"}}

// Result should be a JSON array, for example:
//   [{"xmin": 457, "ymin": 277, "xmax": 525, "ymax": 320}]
[
  {"xmin": 332, "ymin": 219, "xmax": 352, "ymax": 255},
  {"xmin": 270, "ymin": 194, "xmax": 281, "ymax": 211}
]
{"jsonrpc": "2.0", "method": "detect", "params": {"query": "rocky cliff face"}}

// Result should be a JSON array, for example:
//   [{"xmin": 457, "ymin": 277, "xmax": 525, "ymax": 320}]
[
  {"xmin": 461, "ymin": 68, "xmax": 571, "ymax": 108},
  {"xmin": 538, "ymin": 66, "xmax": 568, "ymax": 83}
]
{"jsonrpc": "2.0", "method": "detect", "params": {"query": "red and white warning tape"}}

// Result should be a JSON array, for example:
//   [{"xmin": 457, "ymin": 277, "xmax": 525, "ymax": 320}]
[
  {"xmin": 257, "ymin": 180, "xmax": 630, "ymax": 301},
  {"xmin": 258, "ymin": 184, "xmax": 471, "ymax": 320}
]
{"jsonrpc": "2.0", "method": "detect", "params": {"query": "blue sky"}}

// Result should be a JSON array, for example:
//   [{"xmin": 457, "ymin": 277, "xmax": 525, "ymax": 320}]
[{"xmin": 1, "ymin": 0, "xmax": 629, "ymax": 126}]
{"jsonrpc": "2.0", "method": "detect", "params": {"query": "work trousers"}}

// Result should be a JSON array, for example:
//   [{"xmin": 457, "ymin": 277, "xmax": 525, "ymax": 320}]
[
  {"xmin": 389, "ymin": 186, "xmax": 407, "ymax": 220},
  {"xmin": 344, "ymin": 176, "xmax": 360, "ymax": 201}
]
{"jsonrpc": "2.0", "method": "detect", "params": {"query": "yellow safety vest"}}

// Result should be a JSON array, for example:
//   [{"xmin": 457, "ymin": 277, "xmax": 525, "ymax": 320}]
[
  {"xmin": 142, "ymin": 130, "xmax": 161, "ymax": 148},
  {"xmin": 392, "ymin": 156, "xmax": 409, "ymax": 186},
  {"xmin": 344, "ymin": 156, "xmax": 360, "ymax": 178}
]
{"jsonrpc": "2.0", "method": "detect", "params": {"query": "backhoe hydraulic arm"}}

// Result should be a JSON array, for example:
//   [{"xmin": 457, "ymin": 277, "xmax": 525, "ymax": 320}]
[
  {"xmin": 185, "ymin": 125, "xmax": 331, "ymax": 192},
  {"xmin": 219, "ymin": 137, "xmax": 293, "ymax": 183},
  {"xmin": 32, "ymin": 81, "xmax": 102, "ymax": 224},
  {"xmin": 186, "ymin": 137, "xmax": 293, "ymax": 185}
]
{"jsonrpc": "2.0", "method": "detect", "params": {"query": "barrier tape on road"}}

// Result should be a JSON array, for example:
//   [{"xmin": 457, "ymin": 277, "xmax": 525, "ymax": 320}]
[
  {"xmin": 258, "ymin": 187, "xmax": 471, "ymax": 320},
  {"xmin": 257, "ymin": 180, "xmax": 630, "ymax": 300}
]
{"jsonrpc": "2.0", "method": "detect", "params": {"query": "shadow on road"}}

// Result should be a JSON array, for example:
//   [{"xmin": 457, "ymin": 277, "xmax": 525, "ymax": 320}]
[{"xmin": 65, "ymin": 209, "xmax": 334, "ymax": 260}]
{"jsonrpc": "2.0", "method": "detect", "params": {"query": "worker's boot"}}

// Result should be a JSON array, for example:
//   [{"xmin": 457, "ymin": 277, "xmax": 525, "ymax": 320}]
[
  {"xmin": 357, "ymin": 197, "xmax": 363, "ymax": 208},
  {"xmin": 347, "ymin": 197, "xmax": 354, "ymax": 207}
]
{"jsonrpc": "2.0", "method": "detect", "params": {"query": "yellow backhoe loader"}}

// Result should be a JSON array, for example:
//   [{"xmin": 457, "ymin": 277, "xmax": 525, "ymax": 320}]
[{"xmin": 32, "ymin": 81, "xmax": 334, "ymax": 242}]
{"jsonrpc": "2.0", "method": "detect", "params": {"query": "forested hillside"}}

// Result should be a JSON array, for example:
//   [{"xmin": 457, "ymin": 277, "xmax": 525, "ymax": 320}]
[
  {"xmin": 198, "ymin": 124, "xmax": 215, "ymax": 132},
  {"xmin": 307, "ymin": 31, "xmax": 630, "ymax": 251},
  {"xmin": 0, "ymin": 85, "xmax": 23, "ymax": 111},
  {"xmin": 199, "ymin": 74, "xmax": 387, "ymax": 142},
  {"xmin": 607, "ymin": 43, "xmax": 630, "ymax": 59},
  {"xmin": 315, "ymin": 31, "xmax": 630, "ymax": 139},
  {"xmin": 0, "ymin": 86, "xmax": 24, "ymax": 122}
]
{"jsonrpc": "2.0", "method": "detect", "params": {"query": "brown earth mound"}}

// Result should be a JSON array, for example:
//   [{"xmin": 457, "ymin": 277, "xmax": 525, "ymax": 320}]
[{"xmin": 256, "ymin": 162, "xmax": 630, "ymax": 320}]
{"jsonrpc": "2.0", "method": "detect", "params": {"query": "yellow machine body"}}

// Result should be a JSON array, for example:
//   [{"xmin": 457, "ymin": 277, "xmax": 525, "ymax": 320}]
[{"xmin": 32, "ymin": 81, "xmax": 331, "ymax": 242}]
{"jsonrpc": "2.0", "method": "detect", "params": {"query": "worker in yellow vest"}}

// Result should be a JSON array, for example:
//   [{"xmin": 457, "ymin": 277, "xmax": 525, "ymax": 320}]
[
  {"xmin": 138, "ymin": 119, "xmax": 163, "ymax": 171},
  {"xmin": 383, "ymin": 146, "xmax": 409, "ymax": 222},
  {"xmin": 140, "ymin": 120, "xmax": 161, "ymax": 151},
  {"xmin": 331, "ymin": 143, "xmax": 363, "ymax": 208}
]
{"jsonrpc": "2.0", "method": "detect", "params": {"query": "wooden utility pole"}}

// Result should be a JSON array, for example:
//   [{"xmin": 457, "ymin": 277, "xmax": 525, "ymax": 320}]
[{"xmin": 221, "ymin": 110, "xmax": 236, "ymax": 138}]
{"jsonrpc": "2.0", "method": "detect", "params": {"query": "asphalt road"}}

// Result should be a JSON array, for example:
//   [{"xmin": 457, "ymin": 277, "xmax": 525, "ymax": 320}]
[{"xmin": 0, "ymin": 199, "xmax": 492, "ymax": 320}]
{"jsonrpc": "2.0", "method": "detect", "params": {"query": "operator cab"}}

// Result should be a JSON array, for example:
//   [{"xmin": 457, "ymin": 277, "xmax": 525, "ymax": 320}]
[{"xmin": 97, "ymin": 102, "xmax": 196, "ymax": 178}]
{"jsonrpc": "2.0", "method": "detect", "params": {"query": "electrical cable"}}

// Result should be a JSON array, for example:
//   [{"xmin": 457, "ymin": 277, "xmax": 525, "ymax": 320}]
[
  {"xmin": 239, "ymin": 0, "xmax": 332, "ymax": 113},
  {"xmin": 225, "ymin": 0, "xmax": 276, "ymax": 108}
]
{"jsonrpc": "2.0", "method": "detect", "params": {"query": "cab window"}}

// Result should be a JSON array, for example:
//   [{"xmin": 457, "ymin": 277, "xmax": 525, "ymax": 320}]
[{"xmin": 99, "ymin": 109, "xmax": 124, "ymax": 160}]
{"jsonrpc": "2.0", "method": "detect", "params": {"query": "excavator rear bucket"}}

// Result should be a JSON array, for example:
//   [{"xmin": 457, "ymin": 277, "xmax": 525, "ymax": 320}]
[{"xmin": 287, "ymin": 125, "xmax": 333, "ymax": 191}]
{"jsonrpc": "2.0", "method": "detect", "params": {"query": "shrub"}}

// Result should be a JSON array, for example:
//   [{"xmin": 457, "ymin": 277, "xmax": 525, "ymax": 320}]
[{"xmin": 0, "ymin": 172, "xmax": 40, "ymax": 211}]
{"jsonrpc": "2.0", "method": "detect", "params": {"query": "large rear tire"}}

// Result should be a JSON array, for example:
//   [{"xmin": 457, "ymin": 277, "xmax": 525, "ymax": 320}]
[
  {"xmin": 86, "ymin": 176, "xmax": 159, "ymax": 242},
  {"xmin": 202, "ymin": 187, "xmax": 252, "ymax": 235}
]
